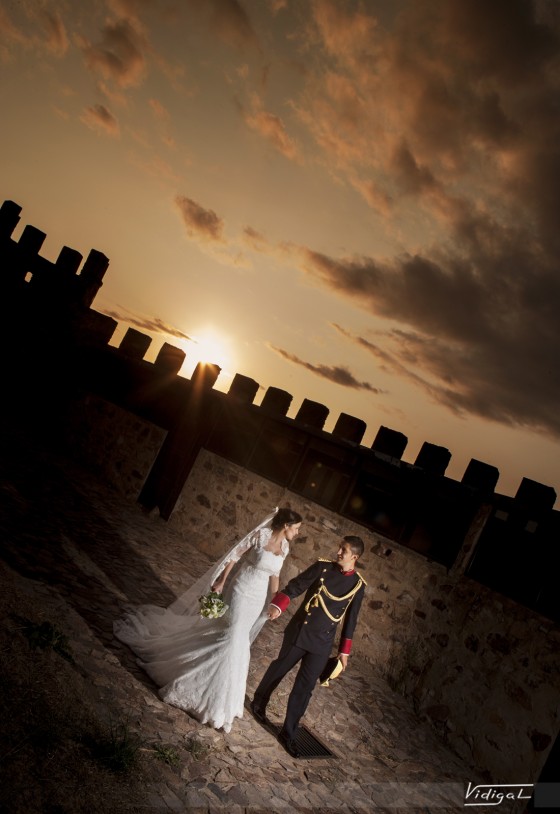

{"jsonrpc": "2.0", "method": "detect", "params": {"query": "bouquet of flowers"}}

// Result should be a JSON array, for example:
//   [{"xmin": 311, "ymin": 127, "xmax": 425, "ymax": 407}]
[{"xmin": 199, "ymin": 591, "xmax": 229, "ymax": 619}]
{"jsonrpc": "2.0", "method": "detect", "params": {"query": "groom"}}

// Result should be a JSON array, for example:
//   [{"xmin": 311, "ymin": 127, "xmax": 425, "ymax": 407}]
[{"xmin": 251, "ymin": 535, "xmax": 366, "ymax": 757}]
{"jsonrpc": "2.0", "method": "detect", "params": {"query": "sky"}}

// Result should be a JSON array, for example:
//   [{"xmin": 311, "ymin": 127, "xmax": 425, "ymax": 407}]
[{"xmin": 1, "ymin": 0, "xmax": 560, "ymax": 504}]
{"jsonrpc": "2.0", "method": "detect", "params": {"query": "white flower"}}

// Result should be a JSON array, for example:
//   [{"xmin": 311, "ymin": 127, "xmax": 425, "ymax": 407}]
[{"xmin": 199, "ymin": 591, "xmax": 229, "ymax": 619}]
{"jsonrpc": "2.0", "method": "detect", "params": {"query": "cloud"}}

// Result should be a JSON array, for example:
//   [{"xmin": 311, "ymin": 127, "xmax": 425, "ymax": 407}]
[
  {"xmin": 149, "ymin": 97, "xmax": 170, "ymax": 121},
  {"xmin": 39, "ymin": 9, "xmax": 69, "ymax": 56},
  {"xmin": 211, "ymin": 0, "xmax": 259, "ymax": 49},
  {"xmin": 0, "ymin": 7, "xmax": 27, "ymax": 58},
  {"xmin": 131, "ymin": 152, "xmax": 180, "ymax": 183},
  {"xmin": 175, "ymin": 195, "xmax": 225, "ymax": 242},
  {"xmin": 269, "ymin": 345, "xmax": 383, "ymax": 393},
  {"xmin": 390, "ymin": 142, "xmax": 438, "ymax": 196},
  {"xmin": 332, "ymin": 324, "xmax": 396, "ymax": 367},
  {"xmin": 81, "ymin": 104, "xmax": 120, "ymax": 137},
  {"xmin": 148, "ymin": 97, "xmax": 176, "ymax": 148},
  {"xmin": 0, "ymin": 5, "xmax": 68, "ymax": 58},
  {"xmin": 184, "ymin": 0, "xmax": 260, "ymax": 50},
  {"xmin": 102, "ymin": 307, "xmax": 193, "ymax": 341},
  {"xmin": 241, "ymin": 93, "xmax": 301, "ymax": 161},
  {"xmin": 242, "ymin": 225, "xmax": 275, "ymax": 253},
  {"xmin": 106, "ymin": 0, "xmax": 150, "ymax": 23},
  {"xmin": 278, "ymin": 0, "xmax": 560, "ymax": 440},
  {"xmin": 301, "ymin": 215, "xmax": 560, "ymax": 437},
  {"xmin": 174, "ymin": 196, "xmax": 256, "ymax": 269},
  {"xmin": 294, "ymin": 0, "xmax": 559, "ymax": 213},
  {"xmin": 78, "ymin": 18, "xmax": 146, "ymax": 89},
  {"xmin": 331, "ymin": 323, "xmax": 465, "ymax": 413},
  {"xmin": 302, "ymin": 246, "xmax": 487, "ymax": 342},
  {"xmin": 269, "ymin": 0, "xmax": 288, "ymax": 13}
]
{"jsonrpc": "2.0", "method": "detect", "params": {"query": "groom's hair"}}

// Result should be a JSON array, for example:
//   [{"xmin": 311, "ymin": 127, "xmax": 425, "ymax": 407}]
[
  {"xmin": 271, "ymin": 507, "xmax": 303, "ymax": 530},
  {"xmin": 344, "ymin": 535, "xmax": 364, "ymax": 558}
]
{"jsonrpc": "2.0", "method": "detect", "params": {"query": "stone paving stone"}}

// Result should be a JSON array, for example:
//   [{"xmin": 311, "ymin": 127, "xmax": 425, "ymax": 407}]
[
  {"xmin": 158, "ymin": 786, "xmax": 185, "ymax": 811},
  {"xmin": 143, "ymin": 792, "xmax": 172, "ymax": 810}
]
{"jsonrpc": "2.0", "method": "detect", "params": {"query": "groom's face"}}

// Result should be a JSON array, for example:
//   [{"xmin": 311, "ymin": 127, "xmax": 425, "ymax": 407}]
[{"xmin": 336, "ymin": 541, "xmax": 358, "ymax": 571}]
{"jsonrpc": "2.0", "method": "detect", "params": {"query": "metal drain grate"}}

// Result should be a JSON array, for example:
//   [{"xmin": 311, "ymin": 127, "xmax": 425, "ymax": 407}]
[
  {"xmin": 293, "ymin": 725, "xmax": 336, "ymax": 759},
  {"xmin": 268, "ymin": 722, "xmax": 336, "ymax": 759}
]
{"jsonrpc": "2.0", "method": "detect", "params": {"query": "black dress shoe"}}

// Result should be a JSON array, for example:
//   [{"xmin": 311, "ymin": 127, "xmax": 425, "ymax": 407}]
[
  {"xmin": 278, "ymin": 730, "xmax": 301, "ymax": 758},
  {"xmin": 250, "ymin": 700, "xmax": 269, "ymax": 724}
]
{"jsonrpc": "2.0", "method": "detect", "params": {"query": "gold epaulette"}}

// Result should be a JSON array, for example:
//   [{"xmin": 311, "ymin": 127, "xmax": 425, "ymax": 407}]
[{"xmin": 317, "ymin": 558, "xmax": 367, "ymax": 585}]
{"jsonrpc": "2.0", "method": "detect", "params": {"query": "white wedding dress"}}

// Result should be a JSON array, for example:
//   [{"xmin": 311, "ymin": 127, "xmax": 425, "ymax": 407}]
[{"xmin": 114, "ymin": 526, "xmax": 288, "ymax": 732}]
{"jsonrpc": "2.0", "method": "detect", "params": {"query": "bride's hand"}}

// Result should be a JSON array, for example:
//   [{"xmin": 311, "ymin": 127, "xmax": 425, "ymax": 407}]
[{"xmin": 211, "ymin": 579, "xmax": 225, "ymax": 593}]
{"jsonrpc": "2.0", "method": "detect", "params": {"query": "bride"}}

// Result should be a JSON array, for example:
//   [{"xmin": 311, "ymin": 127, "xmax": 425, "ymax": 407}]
[{"xmin": 113, "ymin": 507, "xmax": 302, "ymax": 732}]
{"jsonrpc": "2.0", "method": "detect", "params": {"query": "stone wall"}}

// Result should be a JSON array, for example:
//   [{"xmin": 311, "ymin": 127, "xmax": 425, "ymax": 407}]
[
  {"xmin": 65, "ymin": 395, "xmax": 558, "ymax": 785},
  {"xmin": 65, "ymin": 395, "xmax": 166, "ymax": 500}
]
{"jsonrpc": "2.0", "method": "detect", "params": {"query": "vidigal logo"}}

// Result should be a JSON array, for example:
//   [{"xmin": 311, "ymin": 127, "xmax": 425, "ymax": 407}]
[{"xmin": 464, "ymin": 782, "xmax": 534, "ymax": 806}]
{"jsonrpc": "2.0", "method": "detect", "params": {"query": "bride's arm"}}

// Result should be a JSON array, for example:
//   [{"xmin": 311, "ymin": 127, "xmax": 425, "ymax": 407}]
[
  {"xmin": 269, "ymin": 575, "xmax": 279, "ymax": 596},
  {"xmin": 211, "ymin": 528, "xmax": 264, "ymax": 593},
  {"xmin": 211, "ymin": 560, "xmax": 236, "ymax": 593}
]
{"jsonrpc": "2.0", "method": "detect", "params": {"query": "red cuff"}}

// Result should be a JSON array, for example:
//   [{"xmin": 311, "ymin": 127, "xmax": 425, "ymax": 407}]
[
  {"xmin": 271, "ymin": 592, "xmax": 290, "ymax": 612},
  {"xmin": 338, "ymin": 638, "xmax": 352, "ymax": 656}
]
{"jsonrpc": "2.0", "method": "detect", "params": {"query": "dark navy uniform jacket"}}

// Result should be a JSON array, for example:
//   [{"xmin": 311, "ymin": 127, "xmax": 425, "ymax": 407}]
[{"xmin": 271, "ymin": 559, "xmax": 366, "ymax": 656}]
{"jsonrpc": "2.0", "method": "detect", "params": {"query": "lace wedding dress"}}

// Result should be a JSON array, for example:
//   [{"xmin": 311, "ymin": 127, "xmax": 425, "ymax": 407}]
[{"xmin": 114, "ymin": 525, "xmax": 288, "ymax": 732}]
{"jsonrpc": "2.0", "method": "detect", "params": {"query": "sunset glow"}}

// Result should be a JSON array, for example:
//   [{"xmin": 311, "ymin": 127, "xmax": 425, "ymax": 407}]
[{"xmin": 183, "ymin": 329, "xmax": 235, "ymax": 378}]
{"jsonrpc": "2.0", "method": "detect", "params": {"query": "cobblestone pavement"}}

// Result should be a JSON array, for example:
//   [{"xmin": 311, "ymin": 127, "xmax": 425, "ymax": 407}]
[{"xmin": 0, "ymin": 430, "xmax": 485, "ymax": 813}]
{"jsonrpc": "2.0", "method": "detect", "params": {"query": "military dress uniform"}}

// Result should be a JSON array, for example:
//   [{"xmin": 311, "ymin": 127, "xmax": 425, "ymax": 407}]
[{"xmin": 253, "ymin": 558, "xmax": 366, "ymax": 745}]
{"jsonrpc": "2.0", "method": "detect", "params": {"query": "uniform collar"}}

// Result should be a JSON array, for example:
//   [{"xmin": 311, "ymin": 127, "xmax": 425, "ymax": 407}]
[{"xmin": 337, "ymin": 564, "xmax": 356, "ymax": 575}]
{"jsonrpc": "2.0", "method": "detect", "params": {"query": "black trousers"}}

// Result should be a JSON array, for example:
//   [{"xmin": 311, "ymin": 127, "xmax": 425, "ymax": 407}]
[{"xmin": 254, "ymin": 635, "xmax": 329, "ymax": 740}]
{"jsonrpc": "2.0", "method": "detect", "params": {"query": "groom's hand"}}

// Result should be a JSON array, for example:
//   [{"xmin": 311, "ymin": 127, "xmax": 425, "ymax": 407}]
[
  {"xmin": 338, "ymin": 654, "xmax": 349, "ymax": 671},
  {"xmin": 267, "ymin": 605, "xmax": 281, "ymax": 620}
]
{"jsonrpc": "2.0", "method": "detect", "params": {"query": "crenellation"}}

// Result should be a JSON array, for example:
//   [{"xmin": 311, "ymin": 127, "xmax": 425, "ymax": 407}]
[
  {"xmin": 28, "ymin": 253, "xmax": 78, "ymax": 305},
  {"xmin": 18, "ymin": 223, "xmax": 46, "ymax": 255},
  {"xmin": 79, "ymin": 310, "xmax": 118, "ymax": 347},
  {"xmin": 414, "ymin": 441, "xmax": 452, "ymax": 476},
  {"xmin": 191, "ymin": 361, "xmax": 221, "ymax": 389},
  {"xmin": 0, "ymin": 199, "xmax": 22, "ymax": 237},
  {"xmin": 294, "ymin": 397, "xmax": 329, "ymax": 429},
  {"xmin": 332, "ymin": 412, "xmax": 366, "ymax": 444},
  {"xmin": 0, "ymin": 202, "xmax": 110, "ymax": 318},
  {"xmin": 118, "ymin": 327, "xmax": 152, "ymax": 360},
  {"xmin": 259, "ymin": 386, "xmax": 292, "ymax": 416},
  {"xmin": 154, "ymin": 342, "xmax": 186, "ymax": 374},
  {"xmin": 371, "ymin": 425, "xmax": 408, "ymax": 458},
  {"xmin": 56, "ymin": 246, "xmax": 83, "ymax": 276},
  {"xmin": 461, "ymin": 458, "xmax": 500, "ymax": 494},
  {"xmin": 227, "ymin": 372, "xmax": 259, "ymax": 403},
  {"xmin": 78, "ymin": 249, "xmax": 110, "ymax": 308},
  {"xmin": 514, "ymin": 477, "xmax": 556, "ymax": 515}
]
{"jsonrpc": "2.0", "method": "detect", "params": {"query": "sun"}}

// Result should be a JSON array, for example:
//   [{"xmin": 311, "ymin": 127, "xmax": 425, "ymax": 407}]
[{"xmin": 187, "ymin": 328, "xmax": 233, "ymax": 373}]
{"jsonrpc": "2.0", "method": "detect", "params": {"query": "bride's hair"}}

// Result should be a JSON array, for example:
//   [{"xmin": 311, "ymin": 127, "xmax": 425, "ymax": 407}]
[{"xmin": 271, "ymin": 507, "xmax": 302, "ymax": 530}]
